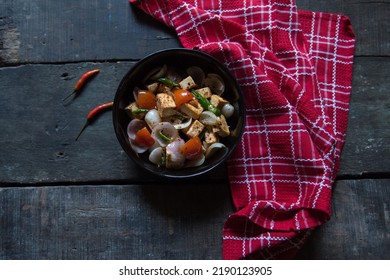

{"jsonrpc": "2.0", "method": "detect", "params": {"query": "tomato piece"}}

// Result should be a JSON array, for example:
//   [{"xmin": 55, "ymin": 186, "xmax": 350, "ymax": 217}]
[
  {"xmin": 137, "ymin": 90, "xmax": 156, "ymax": 109},
  {"xmin": 180, "ymin": 136, "xmax": 203, "ymax": 160},
  {"xmin": 173, "ymin": 89, "xmax": 193, "ymax": 107},
  {"xmin": 134, "ymin": 127, "xmax": 155, "ymax": 147}
]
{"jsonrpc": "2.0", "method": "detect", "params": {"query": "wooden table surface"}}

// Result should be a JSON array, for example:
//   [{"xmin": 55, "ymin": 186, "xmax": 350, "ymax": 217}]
[{"xmin": 0, "ymin": 0, "xmax": 389, "ymax": 260}]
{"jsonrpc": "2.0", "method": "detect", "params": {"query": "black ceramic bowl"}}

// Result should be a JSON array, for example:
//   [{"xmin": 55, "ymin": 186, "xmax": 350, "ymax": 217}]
[{"xmin": 113, "ymin": 48, "xmax": 245, "ymax": 178}]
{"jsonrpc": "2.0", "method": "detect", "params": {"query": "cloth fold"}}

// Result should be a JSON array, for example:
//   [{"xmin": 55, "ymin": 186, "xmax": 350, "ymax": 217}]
[{"xmin": 130, "ymin": 0, "xmax": 355, "ymax": 259}]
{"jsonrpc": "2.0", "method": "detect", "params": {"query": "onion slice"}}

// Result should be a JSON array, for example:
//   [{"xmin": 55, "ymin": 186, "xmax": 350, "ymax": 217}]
[
  {"xmin": 173, "ymin": 117, "xmax": 192, "ymax": 130},
  {"xmin": 149, "ymin": 147, "xmax": 164, "ymax": 166},
  {"xmin": 142, "ymin": 64, "xmax": 167, "ymax": 83},
  {"xmin": 132, "ymin": 87, "xmax": 140, "ymax": 102},
  {"xmin": 186, "ymin": 66, "xmax": 205, "ymax": 86},
  {"xmin": 145, "ymin": 109, "xmax": 161, "ymax": 129},
  {"xmin": 151, "ymin": 122, "xmax": 179, "ymax": 147},
  {"xmin": 126, "ymin": 119, "xmax": 150, "ymax": 154},
  {"xmin": 127, "ymin": 119, "xmax": 147, "ymax": 140},
  {"xmin": 203, "ymin": 73, "xmax": 225, "ymax": 95},
  {"xmin": 205, "ymin": 143, "xmax": 227, "ymax": 158},
  {"xmin": 199, "ymin": 111, "xmax": 220, "ymax": 126},
  {"xmin": 185, "ymin": 154, "xmax": 205, "ymax": 167},
  {"xmin": 165, "ymin": 138, "xmax": 185, "ymax": 169},
  {"xmin": 129, "ymin": 139, "xmax": 149, "ymax": 154},
  {"xmin": 221, "ymin": 103, "xmax": 235, "ymax": 118}
]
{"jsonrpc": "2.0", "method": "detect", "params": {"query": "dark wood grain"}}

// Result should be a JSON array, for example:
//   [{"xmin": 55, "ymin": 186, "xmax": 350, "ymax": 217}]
[
  {"xmin": 338, "ymin": 57, "xmax": 390, "ymax": 176},
  {"xmin": 0, "ymin": 182, "xmax": 233, "ymax": 260},
  {"xmin": 0, "ymin": 0, "xmax": 388, "ymax": 66},
  {"xmin": 0, "ymin": 0, "xmax": 180, "ymax": 65},
  {"xmin": 298, "ymin": 179, "xmax": 390, "ymax": 260},
  {"xmin": 1, "ymin": 179, "xmax": 388, "ymax": 260}
]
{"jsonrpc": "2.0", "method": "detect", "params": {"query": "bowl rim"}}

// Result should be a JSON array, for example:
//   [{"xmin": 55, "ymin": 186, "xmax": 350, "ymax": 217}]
[{"xmin": 113, "ymin": 48, "xmax": 246, "ymax": 178}]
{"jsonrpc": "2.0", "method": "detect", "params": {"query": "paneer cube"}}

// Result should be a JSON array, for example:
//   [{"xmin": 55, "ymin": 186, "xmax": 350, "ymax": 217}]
[
  {"xmin": 196, "ymin": 87, "xmax": 212, "ymax": 99},
  {"xmin": 183, "ymin": 120, "xmax": 205, "ymax": 138},
  {"xmin": 215, "ymin": 114, "xmax": 230, "ymax": 137},
  {"xmin": 146, "ymin": 82, "xmax": 159, "ymax": 93},
  {"xmin": 179, "ymin": 102, "xmax": 203, "ymax": 119},
  {"xmin": 210, "ymin": 94, "xmax": 229, "ymax": 108},
  {"xmin": 204, "ymin": 130, "xmax": 219, "ymax": 145},
  {"xmin": 156, "ymin": 93, "xmax": 177, "ymax": 117},
  {"xmin": 179, "ymin": 76, "xmax": 197, "ymax": 90},
  {"xmin": 125, "ymin": 102, "xmax": 146, "ymax": 120}
]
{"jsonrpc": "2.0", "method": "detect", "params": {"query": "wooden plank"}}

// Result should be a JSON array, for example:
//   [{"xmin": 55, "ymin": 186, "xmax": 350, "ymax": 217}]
[
  {"xmin": 0, "ymin": 57, "xmax": 388, "ymax": 185},
  {"xmin": 1, "ymin": 179, "xmax": 388, "ymax": 259},
  {"xmin": 0, "ymin": 182, "xmax": 233, "ymax": 259},
  {"xmin": 298, "ymin": 179, "xmax": 390, "ymax": 259},
  {"xmin": 0, "ymin": 0, "xmax": 387, "ymax": 65},
  {"xmin": 338, "ymin": 57, "xmax": 390, "ymax": 176},
  {"xmin": 0, "ymin": 0, "xmax": 180, "ymax": 65}
]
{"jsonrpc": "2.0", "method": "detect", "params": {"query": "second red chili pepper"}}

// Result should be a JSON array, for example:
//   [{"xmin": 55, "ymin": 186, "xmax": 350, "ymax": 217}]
[
  {"xmin": 75, "ymin": 101, "xmax": 114, "ymax": 141},
  {"xmin": 63, "ymin": 69, "xmax": 100, "ymax": 101}
]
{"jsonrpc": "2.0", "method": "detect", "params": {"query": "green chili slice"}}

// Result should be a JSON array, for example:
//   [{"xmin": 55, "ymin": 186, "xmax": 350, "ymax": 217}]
[
  {"xmin": 160, "ymin": 152, "xmax": 166, "ymax": 166},
  {"xmin": 191, "ymin": 90, "xmax": 221, "ymax": 116},
  {"xmin": 158, "ymin": 130, "xmax": 171, "ymax": 142},
  {"xmin": 157, "ymin": 77, "xmax": 179, "ymax": 88},
  {"xmin": 133, "ymin": 108, "xmax": 149, "ymax": 114},
  {"xmin": 172, "ymin": 114, "xmax": 186, "ymax": 121}
]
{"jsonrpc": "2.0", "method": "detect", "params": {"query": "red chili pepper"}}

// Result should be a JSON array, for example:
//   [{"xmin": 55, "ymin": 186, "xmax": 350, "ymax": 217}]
[
  {"xmin": 63, "ymin": 69, "xmax": 100, "ymax": 101},
  {"xmin": 75, "ymin": 101, "xmax": 114, "ymax": 141}
]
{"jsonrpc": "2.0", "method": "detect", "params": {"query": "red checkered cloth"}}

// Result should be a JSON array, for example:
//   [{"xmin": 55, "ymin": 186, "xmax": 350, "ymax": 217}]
[{"xmin": 130, "ymin": 0, "xmax": 355, "ymax": 259}]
